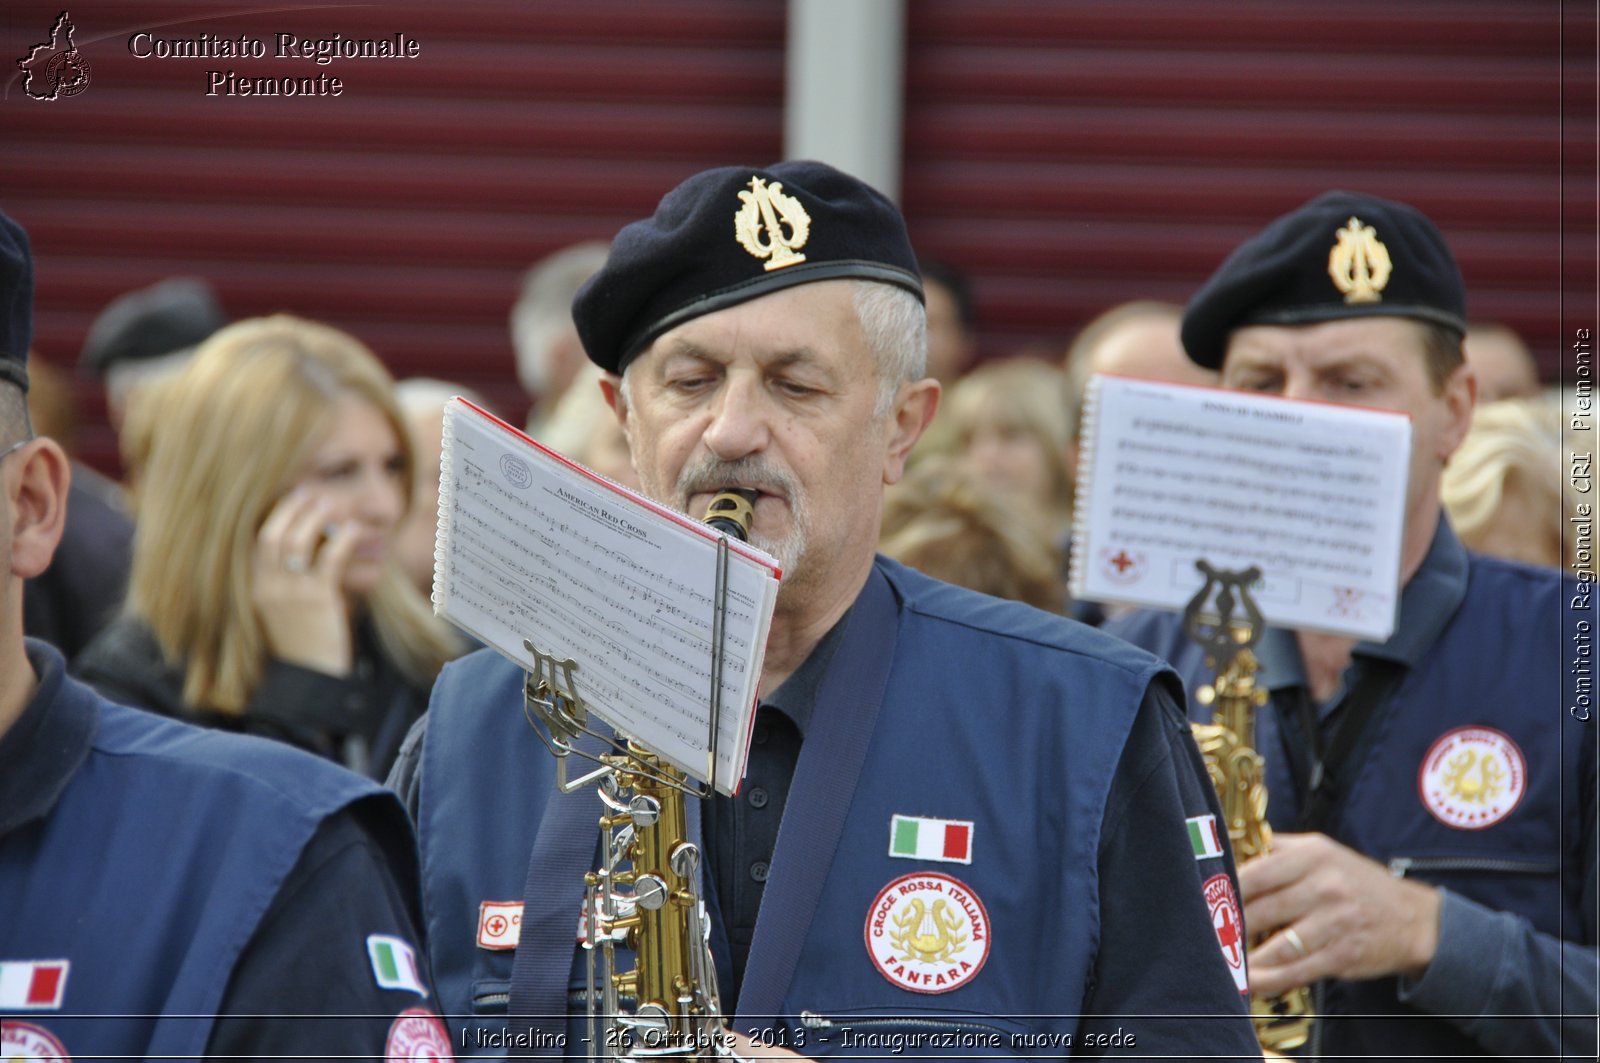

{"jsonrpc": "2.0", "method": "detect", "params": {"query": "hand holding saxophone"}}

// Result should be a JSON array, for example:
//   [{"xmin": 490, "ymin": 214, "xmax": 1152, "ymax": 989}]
[{"xmin": 1240, "ymin": 832, "xmax": 1443, "ymax": 996}]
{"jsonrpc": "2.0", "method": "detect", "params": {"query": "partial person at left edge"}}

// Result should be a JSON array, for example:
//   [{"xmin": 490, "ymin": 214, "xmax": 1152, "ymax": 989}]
[
  {"xmin": 0, "ymin": 208, "xmax": 456, "ymax": 1060},
  {"xmin": 25, "ymin": 275, "xmax": 226, "ymax": 661}
]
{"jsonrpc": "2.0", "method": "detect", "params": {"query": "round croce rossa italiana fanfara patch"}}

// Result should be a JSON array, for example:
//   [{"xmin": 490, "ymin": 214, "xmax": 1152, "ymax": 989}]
[
  {"xmin": 864, "ymin": 872, "xmax": 991, "ymax": 994},
  {"xmin": 1417, "ymin": 726, "xmax": 1527, "ymax": 830}
]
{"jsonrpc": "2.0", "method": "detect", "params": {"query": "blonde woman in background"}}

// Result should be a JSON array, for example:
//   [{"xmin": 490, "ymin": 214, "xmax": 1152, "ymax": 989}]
[
  {"xmin": 880, "ymin": 457, "xmax": 1065, "ymax": 612},
  {"xmin": 1442, "ymin": 395, "xmax": 1567, "ymax": 570},
  {"xmin": 939, "ymin": 357, "xmax": 1077, "ymax": 539},
  {"xmin": 75, "ymin": 315, "xmax": 461, "ymax": 778}
]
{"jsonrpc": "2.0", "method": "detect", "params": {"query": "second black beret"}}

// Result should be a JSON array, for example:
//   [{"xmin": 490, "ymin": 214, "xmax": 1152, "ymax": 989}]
[{"xmin": 1182, "ymin": 190, "xmax": 1467, "ymax": 369}]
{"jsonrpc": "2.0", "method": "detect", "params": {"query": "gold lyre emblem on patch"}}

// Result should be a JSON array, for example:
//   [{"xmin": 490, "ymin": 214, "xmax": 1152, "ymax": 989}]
[
  {"xmin": 1327, "ymin": 215, "xmax": 1393, "ymax": 304},
  {"xmin": 734, "ymin": 176, "xmax": 810, "ymax": 271},
  {"xmin": 889, "ymin": 897, "xmax": 969, "ymax": 965},
  {"xmin": 1443, "ymin": 749, "xmax": 1507, "ymax": 804}
]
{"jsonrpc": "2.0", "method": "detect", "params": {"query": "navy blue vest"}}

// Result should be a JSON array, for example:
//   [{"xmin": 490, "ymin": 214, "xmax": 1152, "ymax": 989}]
[
  {"xmin": 1111, "ymin": 552, "xmax": 1594, "ymax": 1059},
  {"xmin": 1, "ymin": 653, "xmax": 390, "ymax": 1057},
  {"xmin": 418, "ymin": 558, "xmax": 1165, "ymax": 1055}
]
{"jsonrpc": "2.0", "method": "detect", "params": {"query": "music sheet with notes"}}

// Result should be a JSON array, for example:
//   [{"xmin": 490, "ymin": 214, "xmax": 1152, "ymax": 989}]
[
  {"xmin": 433, "ymin": 398, "xmax": 780, "ymax": 794},
  {"xmin": 1071, "ymin": 376, "xmax": 1410, "ymax": 640}
]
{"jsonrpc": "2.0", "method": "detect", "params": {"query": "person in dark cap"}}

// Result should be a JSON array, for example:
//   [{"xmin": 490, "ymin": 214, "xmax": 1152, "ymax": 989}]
[
  {"xmin": 1109, "ymin": 191, "xmax": 1596, "ymax": 1058},
  {"xmin": 0, "ymin": 209, "xmax": 454, "ymax": 1058},
  {"xmin": 80, "ymin": 275, "xmax": 226, "ymax": 431},
  {"xmin": 390, "ymin": 160, "xmax": 1259, "ymax": 1057}
]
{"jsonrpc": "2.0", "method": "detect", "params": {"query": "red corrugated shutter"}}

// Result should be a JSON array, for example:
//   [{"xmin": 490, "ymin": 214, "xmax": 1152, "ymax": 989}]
[
  {"xmin": 902, "ymin": 0, "xmax": 1580, "ymax": 377},
  {"xmin": 4, "ymin": 0, "xmax": 785, "ymax": 473}
]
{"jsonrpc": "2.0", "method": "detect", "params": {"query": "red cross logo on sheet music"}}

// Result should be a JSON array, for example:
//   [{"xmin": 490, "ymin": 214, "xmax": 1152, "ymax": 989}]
[
  {"xmin": 1099, "ymin": 547, "xmax": 1146, "ymax": 585},
  {"xmin": 1203, "ymin": 873, "xmax": 1249, "ymax": 994},
  {"xmin": 1418, "ymin": 726, "xmax": 1526, "ymax": 830},
  {"xmin": 1, "ymin": 1021, "xmax": 71, "ymax": 1060}
]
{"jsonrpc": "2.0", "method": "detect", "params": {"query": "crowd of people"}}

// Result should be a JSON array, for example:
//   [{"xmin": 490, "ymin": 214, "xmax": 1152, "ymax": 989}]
[{"xmin": 1, "ymin": 160, "xmax": 1592, "ymax": 1061}]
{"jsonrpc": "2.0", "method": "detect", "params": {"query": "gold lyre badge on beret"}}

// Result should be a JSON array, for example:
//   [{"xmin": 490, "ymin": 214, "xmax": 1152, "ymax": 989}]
[
  {"xmin": 1327, "ymin": 216, "xmax": 1392, "ymax": 304},
  {"xmin": 735, "ymin": 176, "xmax": 811, "ymax": 271}
]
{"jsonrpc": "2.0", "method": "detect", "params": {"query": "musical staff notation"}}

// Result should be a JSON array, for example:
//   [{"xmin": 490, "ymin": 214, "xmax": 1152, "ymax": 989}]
[{"xmin": 433, "ymin": 399, "xmax": 781, "ymax": 793}]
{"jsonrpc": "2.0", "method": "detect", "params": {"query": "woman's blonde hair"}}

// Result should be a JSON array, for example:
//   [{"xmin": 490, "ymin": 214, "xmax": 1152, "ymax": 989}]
[
  {"xmin": 881, "ymin": 457, "xmax": 1065, "ymax": 613},
  {"xmin": 127, "ymin": 314, "xmax": 458, "ymax": 712},
  {"xmin": 1442, "ymin": 396, "xmax": 1567, "ymax": 569}
]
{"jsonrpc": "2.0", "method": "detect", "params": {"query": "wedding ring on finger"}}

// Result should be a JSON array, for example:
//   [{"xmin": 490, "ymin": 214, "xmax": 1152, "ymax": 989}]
[
  {"xmin": 1283, "ymin": 926, "xmax": 1311, "ymax": 960},
  {"xmin": 284, "ymin": 555, "xmax": 310, "ymax": 574}
]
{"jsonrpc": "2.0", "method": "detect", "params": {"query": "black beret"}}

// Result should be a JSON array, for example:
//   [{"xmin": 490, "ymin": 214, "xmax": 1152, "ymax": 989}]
[
  {"xmin": 574, "ymin": 160, "xmax": 923, "ymax": 374},
  {"xmin": 1182, "ymin": 190, "xmax": 1467, "ymax": 369},
  {"xmin": 0, "ymin": 209, "xmax": 32, "ymax": 393},
  {"xmin": 80, "ymin": 276, "xmax": 226, "ymax": 376}
]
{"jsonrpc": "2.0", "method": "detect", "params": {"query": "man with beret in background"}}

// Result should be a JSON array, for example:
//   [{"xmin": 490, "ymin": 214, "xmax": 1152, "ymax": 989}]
[
  {"xmin": 1109, "ymin": 191, "xmax": 1597, "ymax": 1058},
  {"xmin": 0, "ymin": 210, "xmax": 455, "ymax": 1060},
  {"xmin": 391, "ymin": 160, "xmax": 1260, "ymax": 1057}
]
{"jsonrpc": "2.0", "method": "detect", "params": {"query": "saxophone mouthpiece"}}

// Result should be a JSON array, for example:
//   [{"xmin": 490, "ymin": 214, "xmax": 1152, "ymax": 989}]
[{"xmin": 703, "ymin": 489, "xmax": 758, "ymax": 543}]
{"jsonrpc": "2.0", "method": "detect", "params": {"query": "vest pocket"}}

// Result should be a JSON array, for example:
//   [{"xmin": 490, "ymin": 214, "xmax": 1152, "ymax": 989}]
[{"xmin": 471, "ymin": 978, "xmax": 510, "ymax": 1015}]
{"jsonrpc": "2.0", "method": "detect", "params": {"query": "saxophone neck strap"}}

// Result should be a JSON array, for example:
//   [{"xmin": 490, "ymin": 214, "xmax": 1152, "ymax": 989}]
[
  {"xmin": 508, "ymin": 728, "xmax": 611, "ymax": 1036},
  {"xmin": 735, "ymin": 564, "xmax": 900, "ymax": 1024},
  {"xmin": 1285, "ymin": 658, "xmax": 1405, "ymax": 833}
]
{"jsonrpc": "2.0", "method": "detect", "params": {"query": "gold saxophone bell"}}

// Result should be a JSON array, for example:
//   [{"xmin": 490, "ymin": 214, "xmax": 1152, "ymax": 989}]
[{"xmin": 1184, "ymin": 563, "xmax": 1314, "ymax": 1056}]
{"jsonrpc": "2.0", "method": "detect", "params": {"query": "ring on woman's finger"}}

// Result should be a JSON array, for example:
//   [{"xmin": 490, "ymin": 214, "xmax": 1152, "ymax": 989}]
[
  {"xmin": 1283, "ymin": 926, "xmax": 1311, "ymax": 960},
  {"xmin": 284, "ymin": 555, "xmax": 310, "ymax": 574}
]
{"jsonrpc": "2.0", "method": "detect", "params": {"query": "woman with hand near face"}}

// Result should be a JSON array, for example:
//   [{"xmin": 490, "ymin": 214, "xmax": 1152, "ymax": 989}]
[{"xmin": 74, "ymin": 315, "xmax": 461, "ymax": 778}]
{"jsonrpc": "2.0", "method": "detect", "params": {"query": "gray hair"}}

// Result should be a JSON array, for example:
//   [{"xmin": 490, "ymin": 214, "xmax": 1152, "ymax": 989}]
[
  {"xmin": 853, "ymin": 280, "xmax": 927, "ymax": 419},
  {"xmin": 0, "ymin": 381, "xmax": 30, "ymax": 447},
  {"xmin": 510, "ymin": 242, "xmax": 611, "ymax": 396}
]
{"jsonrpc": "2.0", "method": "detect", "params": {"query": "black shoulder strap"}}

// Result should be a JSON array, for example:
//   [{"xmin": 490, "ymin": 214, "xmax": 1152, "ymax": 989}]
[{"xmin": 1293, "ymin": 659, "xmax": 1405, "ymax": 833}]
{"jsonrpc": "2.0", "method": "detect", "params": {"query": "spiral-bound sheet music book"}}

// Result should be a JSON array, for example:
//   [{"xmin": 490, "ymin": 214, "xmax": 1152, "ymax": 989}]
[
  {"xmin": 1070, "ymin": 376, "xmax": 1411, "ymax": 640},
  {"xmin": 432, "ymin": 398, "xmax": 781, "ymax": 794}
]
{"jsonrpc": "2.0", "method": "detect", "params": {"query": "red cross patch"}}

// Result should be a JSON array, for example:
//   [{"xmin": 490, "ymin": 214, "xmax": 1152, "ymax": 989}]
[{"xmin": 1203, "ymin": 873, "xmax": 1248, "ymax": 994}]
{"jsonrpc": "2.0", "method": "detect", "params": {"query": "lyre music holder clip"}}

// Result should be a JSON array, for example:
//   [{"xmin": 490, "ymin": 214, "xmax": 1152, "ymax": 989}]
[{"xmin": 1182, "ymin": 559, "xmax": 1266, "ymax": 669}]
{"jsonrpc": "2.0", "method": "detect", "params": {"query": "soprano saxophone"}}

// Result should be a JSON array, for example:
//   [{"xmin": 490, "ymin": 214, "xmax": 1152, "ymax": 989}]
[
  {"xmin": 1184, "ymin": 561, "xmax": 1313, "ymax": 1055},
  {"xmin": 524, "ymin": 489, "xmax": 758, "ymax": 1062}
]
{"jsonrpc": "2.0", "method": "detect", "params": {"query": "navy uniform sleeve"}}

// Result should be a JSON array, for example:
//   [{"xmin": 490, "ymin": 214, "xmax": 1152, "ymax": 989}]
[
  {"xmin": 1079, "ymin": 674, "xmax": 1260, "ymax": 1059},
  {"xmin": 205, "ymin": 798, "xmax": 454, "ymax": 1059}
]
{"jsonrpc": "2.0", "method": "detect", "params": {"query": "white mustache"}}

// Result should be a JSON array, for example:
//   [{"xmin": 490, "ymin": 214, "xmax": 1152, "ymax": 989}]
[{"xmin": 676, "ymin": 456, "xmax": 799, "ymax": 504}]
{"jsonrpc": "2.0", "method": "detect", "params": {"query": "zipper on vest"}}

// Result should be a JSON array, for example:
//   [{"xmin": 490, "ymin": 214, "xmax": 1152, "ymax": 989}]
[
  {"xmin": 474, "ymin": 990, "xmax": 509, "ymax": 1011},
  {"xmin": 1388, "ymin": 856, "xmax": 1561, "ymax": 877}
]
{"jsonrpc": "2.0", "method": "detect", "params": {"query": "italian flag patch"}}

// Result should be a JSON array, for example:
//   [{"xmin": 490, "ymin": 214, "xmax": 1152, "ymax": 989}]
[
  {"xmin": 1187, "ymin": 814, "xmax": 1224, "ymax": 860},
  {"xmin": 367, "ymin": 935, "xmax": 428, "ymax": 997},
  {"xmin": 889, "ymin": 814, "xmax": 973, "ymax": 864},
  {"xmin": 0, "ymin": 960, "xmax": 69, "ymax": 1009}
]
